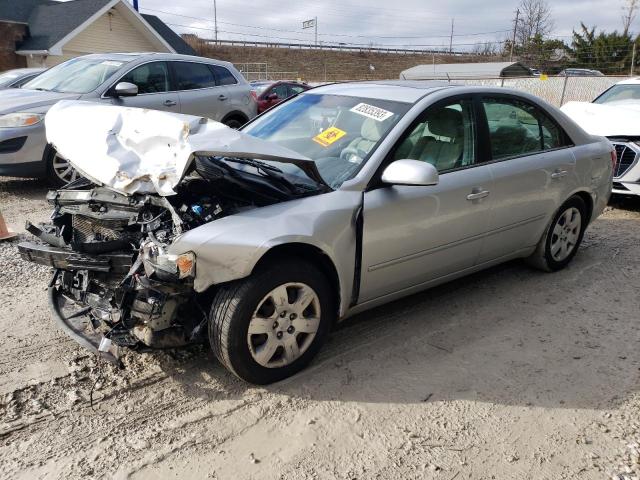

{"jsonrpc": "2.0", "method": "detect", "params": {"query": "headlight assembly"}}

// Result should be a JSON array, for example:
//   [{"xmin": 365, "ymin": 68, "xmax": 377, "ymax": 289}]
[
  {"xmin": 0, "ymin": 112, "xmax": 45, "ymax": 128},
  {"xmin": 176, "ymin": 252, "xmax": 196, "ymax": 279}
]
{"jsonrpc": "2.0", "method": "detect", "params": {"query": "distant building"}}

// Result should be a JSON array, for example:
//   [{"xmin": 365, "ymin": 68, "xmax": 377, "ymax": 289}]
[
  {"xmin": 0, "ymin": 0, "xmax": 195, "ymax": 70},
  {"xmin": 400, "ymin": 62, "xmax": 532, "ymax": 80}
]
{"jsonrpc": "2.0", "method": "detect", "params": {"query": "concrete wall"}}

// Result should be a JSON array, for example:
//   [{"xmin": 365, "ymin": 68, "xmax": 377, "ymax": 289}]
[
  {"xmin": 186, "ymin": 38, "xmax": 504, "ymax": 82},
  {"xmin": 0, "ymin": 22, "xmax": 28, "ymax": 71}
]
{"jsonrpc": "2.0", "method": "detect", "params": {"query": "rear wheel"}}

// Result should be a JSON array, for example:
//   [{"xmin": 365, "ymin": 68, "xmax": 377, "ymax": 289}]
[
  {"xmin": 209, "ymin": 259, "xmax": 334, "ymax": 384},
  {"xmin": 223, "ymin": 118, "xmax": 244, "ymax": 129},
  {"xmin": 526, "ymin": 195, "xmax": 587, "ymax": 272}
]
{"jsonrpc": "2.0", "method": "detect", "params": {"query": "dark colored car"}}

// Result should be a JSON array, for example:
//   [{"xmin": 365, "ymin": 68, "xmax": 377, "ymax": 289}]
[{"xmin": 251, "ymin": 81, "xmax": 310, "ymax": 113}]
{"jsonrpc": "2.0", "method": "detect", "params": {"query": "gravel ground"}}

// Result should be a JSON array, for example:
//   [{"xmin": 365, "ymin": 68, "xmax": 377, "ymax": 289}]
[{"xmin": 1, "ymin": 177, "xmax": 639, "ymax": 480}]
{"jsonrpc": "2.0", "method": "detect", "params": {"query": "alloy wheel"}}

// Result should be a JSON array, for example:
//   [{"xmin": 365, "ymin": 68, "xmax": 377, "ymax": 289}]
[
  {"xmin": 247, "ymin": 282, "xmax": 321, "ymax": 368},
  {"xmin": 550, "ymin": 207, "xmax": 582, "ymax": 262},
  {"xmin": 51, "ymin": 153, "xmax": 78, "ymax": 184}
]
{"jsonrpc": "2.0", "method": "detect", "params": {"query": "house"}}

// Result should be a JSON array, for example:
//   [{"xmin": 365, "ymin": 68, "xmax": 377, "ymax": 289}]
[
  {"xmin": 400, "ymin": 62, "xmax": 532, "ymax": 80},
  {"xmin": 0, "ymin": 0, "xmax": 196, "ymax": 70}
]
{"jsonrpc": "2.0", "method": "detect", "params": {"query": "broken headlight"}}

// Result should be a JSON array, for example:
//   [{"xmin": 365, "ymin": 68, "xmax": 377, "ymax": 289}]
[{"xmin": 151, "ymin": 251, "xmax": 196, "ymax": 280}]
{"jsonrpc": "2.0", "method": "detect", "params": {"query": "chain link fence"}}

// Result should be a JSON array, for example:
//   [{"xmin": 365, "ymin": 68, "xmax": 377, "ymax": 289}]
[
  {"xmin": 449, "ymin": 76, "xmax": 629, "ymax": 106},
  {"xmin": 234, "ymin": 63, "xmax": 299, "ymax": 81}
]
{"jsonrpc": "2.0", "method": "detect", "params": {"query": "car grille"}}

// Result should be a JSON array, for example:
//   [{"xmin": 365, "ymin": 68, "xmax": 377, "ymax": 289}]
[
  {"xmin": 612, "ymin": 142, "xmax": 638, "ymax": 178},
  {"xmin": 72, "ymin": 216, "xmax": 127, "ymax": 243}
]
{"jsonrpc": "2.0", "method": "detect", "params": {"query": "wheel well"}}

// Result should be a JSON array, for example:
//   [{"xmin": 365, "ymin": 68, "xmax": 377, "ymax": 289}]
[
  {"xmin": 573, "ymin": 191, "xmax": 594, "ymax": 223},
  {"xmin": 253, "ymin": 243, "xmax": 341, "ymax": 318},
  {"xmin": 221, "ymin": 111, "xmax": 248, "ymax": 125}
]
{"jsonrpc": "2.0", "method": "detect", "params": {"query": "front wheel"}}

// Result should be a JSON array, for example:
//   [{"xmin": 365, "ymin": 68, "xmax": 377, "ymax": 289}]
[
  {"xmin": 46, "ymin": 147, "xmax": 79, "ymax": 187},
  {"xmin": 526, "ymin": 195, "xmax": 587, "ymax": 272},
  {"xmin": 209, "ymin": 259, "xmax": 334, "ymax": 384}
]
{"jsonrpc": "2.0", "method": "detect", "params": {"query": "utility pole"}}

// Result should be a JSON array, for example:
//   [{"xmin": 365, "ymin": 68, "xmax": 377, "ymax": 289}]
[
  {"xmin": 510, "ymin": 8, "xmax": 519, "ymax": 62},
  {"xmin": 449, "ymin": 18, "xmax": 454, "ymax": 54},
  {"xmin": 315, "ymin": 16, "xmax": 318, "ymax": 47},
  {"xmin": 632, "ymin": 42, "xmax": 637, "ymax": 76},
  {"xmin": 213, "ymin": 0, "xmax": 218, "ymax": 43}
]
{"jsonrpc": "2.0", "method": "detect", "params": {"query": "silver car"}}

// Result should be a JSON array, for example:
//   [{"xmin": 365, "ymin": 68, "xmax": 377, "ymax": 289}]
[
  {"xmin": 18, "ymin": 81, "xmax": 613, "ymax": 384},
  {"xmin": 0, "ymin": 68, "xmax": 45, "ymax": 89},
  {"xmin": 0, "ymin": 53, "xmax": 256, "ymax": 184}
]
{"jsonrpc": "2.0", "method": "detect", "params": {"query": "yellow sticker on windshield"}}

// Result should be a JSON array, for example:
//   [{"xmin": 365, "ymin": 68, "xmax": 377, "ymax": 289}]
[{"xmin": 313, "ymin": 127, "xmax": 347, "ymax": 147}]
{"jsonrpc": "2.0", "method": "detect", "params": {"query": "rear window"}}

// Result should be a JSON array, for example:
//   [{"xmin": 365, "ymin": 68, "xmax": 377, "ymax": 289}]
[
  {"xmin": 211, "ymin": 65, "xmax": 238, "ymax": 86},
  {"xmin": 172, "ymin": 62, "xmax": 216, "ymax": 90}
]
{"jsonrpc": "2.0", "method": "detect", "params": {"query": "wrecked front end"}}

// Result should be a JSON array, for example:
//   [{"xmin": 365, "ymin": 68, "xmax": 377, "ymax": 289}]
[{"xmin": 18, "ymin": 173, "xmax": 272, "ymax": 363}]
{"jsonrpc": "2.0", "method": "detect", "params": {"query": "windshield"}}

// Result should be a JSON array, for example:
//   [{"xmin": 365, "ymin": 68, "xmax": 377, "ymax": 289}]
[
  {"xmin": 22, "ymin": 57, "xmax": 125, "ymax": 94},
  {"xmin": 594, "ymin": 84, "xmax": 640, "ymax": 104},
  {"xmin": 251, "ymin": 83, "xmax": 272, "ymax": 95},
  {"xmin": 242, "ymin": 93, "xmax": 410, "ymax": 188}
]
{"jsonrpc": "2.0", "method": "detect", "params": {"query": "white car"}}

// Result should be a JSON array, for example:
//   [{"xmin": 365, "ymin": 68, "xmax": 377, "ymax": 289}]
[{"xmin": 562, "ymin": 78, "xmax": 640, "ymax": 196}]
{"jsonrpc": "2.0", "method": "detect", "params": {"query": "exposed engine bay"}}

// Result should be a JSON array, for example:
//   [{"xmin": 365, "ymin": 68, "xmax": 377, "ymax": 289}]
[{"xmin": 18, "ymin": 155, "xmax": 324, "ymax": 363}]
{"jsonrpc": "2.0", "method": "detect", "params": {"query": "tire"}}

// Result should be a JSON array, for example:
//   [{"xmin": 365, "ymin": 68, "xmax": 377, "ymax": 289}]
[
  {"xmin": 223, "ymin": 118, "xmax": 244, "ymax": 129},
  {"xmin": 209, "ymin": 259, "xmax": 335, "ymax": 384},
  {"xmin": 45, "ymin": 147, "xmax": 79, "ymax": 187},
  {"xmin": 526, "ymin": 195, "xmax": 587, "ymax": 272}
]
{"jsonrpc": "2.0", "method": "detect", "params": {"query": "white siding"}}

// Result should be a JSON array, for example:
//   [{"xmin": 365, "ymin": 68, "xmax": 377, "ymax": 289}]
[{"xmin": 42, "ymin": 6, "xmax": 170, "ymax": 67}]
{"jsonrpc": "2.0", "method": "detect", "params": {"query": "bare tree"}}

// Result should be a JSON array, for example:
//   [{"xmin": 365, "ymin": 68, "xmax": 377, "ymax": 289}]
[
  {"xmin": 515, "ymin": 0, "xmax": 554, "ymax": 49},
  {"xmin": 622, "ymin": 0, "xmax": 639, "ymax": 35}
]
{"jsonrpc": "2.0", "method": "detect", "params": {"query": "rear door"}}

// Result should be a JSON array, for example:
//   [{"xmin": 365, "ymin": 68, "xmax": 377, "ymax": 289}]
[
  {"xmin": 210, "ymin": 64, "xmax": 250, "ymax": 120},
  {"xmin": 359, "ymin": 97, "xmax": 495, "ymax": 302},
  {"xmin": 170, "ymin": 61, "xmax": 224, "ymax": 120},
  {"xmin": 476, "ymin": 95, "xmax": 577, "ymax": 263},
  {"xmin": 106, "ymin": 61, "xmax": 180, "ymax": 112}
]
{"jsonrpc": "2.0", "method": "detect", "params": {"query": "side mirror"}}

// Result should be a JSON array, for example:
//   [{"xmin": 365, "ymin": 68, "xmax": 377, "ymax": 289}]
[
  {"xmin": 113, "ymin": 82, "xmax": 138, "ymax": 97},
  {"xmin": 266, "ymin": 93, "xmax": 279, "ymax": 101},
  {"xmin": 381, "ymin": 159, "xmax": 439, "ymax": 186}
]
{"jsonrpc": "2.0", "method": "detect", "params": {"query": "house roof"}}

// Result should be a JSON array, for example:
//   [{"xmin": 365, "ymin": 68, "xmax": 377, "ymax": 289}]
[
  {"xmin": 0, "ymin": 0, "xmax": 194, "ymax": 55},
  {"xmin": 400, "ymin": 62, "xmax": 532, "ymax": 80},
  {"xmin": 141, "ymin": 14, "xmax": 196, "ymax": 56}
]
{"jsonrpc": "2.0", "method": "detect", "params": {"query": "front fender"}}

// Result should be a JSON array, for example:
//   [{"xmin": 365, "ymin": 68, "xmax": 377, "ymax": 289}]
[{"xmin": 168, "ymin": 190, "xmax": 362, "ymax": 315}]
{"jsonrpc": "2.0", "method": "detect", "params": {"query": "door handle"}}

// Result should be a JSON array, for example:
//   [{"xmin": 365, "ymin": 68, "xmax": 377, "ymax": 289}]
[
  {"xmin": 218, "ymin": 94, "xmax": 228, "ymax": 101},
  {"xmin": 163, "ymin": 99, "xmax": 177, "ymax": 107},
  {"xmin": 466, "ymin": 189, "xmax": 490, "ymax": 201},
  {"xmin": 551, "ymin": 169, "xmax": 568, "ymax": 179}
]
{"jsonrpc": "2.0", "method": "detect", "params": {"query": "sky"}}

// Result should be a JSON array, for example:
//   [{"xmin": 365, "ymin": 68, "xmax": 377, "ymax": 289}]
[{"xmin": 132, "ymin": 0, "xmax": 632, "ymax": 51}]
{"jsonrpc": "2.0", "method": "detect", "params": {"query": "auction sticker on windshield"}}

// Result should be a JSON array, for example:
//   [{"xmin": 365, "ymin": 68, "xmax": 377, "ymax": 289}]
[
  {"xmin": 350, "ymin": 103, "xmax": 393, "ymax": 122},
  {"xmin": 313, "ymin": 126, "xmax": 347, "ymax": 147}
]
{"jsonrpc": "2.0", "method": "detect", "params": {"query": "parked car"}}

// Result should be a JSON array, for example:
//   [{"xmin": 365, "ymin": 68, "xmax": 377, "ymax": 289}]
[
  {"xmin": 19, "ymin": 81, "xmax": 613, "ymax": 384},
  {"xmin": 0, "ymin": 52, "xmax": 256, "ymax": 185},
  {"xmin": 251, "ymin": 80, "xmax": 310, "ymax": 113},
  {"xmin": 558, "ymin": 68, "xmax": 604, "ymax": 77},
  {"xmin": 0, "ymin": 68, "xmax": 45, "ymax": 89},
  {"xmin": 561, "ymin": 77, "xmax": 640, "ymax": 196}
]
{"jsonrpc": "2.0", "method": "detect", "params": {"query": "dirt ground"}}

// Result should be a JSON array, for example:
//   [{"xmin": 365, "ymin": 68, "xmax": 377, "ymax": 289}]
[{"xmin": 0, "ymin": 177, "xmax": 639, "ymax": 480}]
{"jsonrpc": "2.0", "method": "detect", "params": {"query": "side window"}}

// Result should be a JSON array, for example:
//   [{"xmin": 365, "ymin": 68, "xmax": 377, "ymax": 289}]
[
  {"xmin": 119, "ymin": 62, "xmax": 169, "ymax": 94},
  {"xmin": 173, "ymin": 62, "xmax": 216, "ymax": 90},
  {"xmin": 290, "ymin": 85, "xmax": 306, "ymax": 95},
  {"xmin": 271, "ymin": 84, "xmax": 289, "ymax": 98},
  {"xmin": 393, "ymin": 100, "xmax": 476, "ymax": 172},
  {"xmin": 210, "ymin": 65, "xmax": 238, "ymax": 86},
  {"xmin": 482, "ymin": 97, "xmax": 566, "ymax": 160}
]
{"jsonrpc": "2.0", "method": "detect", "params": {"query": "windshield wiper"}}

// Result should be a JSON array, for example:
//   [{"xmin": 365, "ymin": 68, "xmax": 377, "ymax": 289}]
[{"xmin": 221, "ymin": 156, "xmax": 302, "ymax": 193}]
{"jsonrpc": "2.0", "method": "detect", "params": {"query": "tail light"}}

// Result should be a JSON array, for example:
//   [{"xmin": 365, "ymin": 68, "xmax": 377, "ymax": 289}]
[{"xmin": 250, "ymin": 90, "xmax": 257, "ymax": 101}]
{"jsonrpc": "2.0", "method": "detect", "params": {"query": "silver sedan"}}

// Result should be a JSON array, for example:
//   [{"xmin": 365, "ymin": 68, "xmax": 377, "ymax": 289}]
[{"xmin": 19, "ymin": 81, "xmax": 613, "ymax": 384}]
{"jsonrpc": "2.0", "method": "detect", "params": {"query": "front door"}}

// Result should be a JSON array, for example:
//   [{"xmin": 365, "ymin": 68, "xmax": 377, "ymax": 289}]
[
  {"xmin": 107, "ymin": 61, "xmax": 180, "ymax": 113},
  {"xmin": 359, "ymin": 98, "xmax": 494, "ymax": 303}
]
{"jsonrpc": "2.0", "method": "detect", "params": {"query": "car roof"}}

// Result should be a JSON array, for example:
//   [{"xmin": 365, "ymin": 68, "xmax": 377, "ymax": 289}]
[
  {"xmin": 616, "ymin": 77, "xmax": 640, "ymax": 85},
  {"xmin": 308, "ymin": 80, "xmax": 454, "ymax": 103},
  {"xmin": 76, "ymin": 52, "xmax": 237, "ymax": 70}
]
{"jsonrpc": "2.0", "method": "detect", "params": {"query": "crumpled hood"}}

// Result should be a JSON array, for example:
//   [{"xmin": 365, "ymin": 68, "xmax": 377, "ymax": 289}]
[
  {"xmin": 561, "ymin": 101, "xmax": 640, "ymax": 137},
  {"xmin": 0, "ymin": 88, "xmax": 80, "ymax": 114},
  {"xmin": 45, "ymin": 100, "xmax": 325, "ymax": 196}
]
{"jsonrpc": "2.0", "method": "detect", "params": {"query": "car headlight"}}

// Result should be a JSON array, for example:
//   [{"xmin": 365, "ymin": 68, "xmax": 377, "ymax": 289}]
[{"xmin": 0, "ymin": 112, "xmax": 45, "ymax": 128}]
